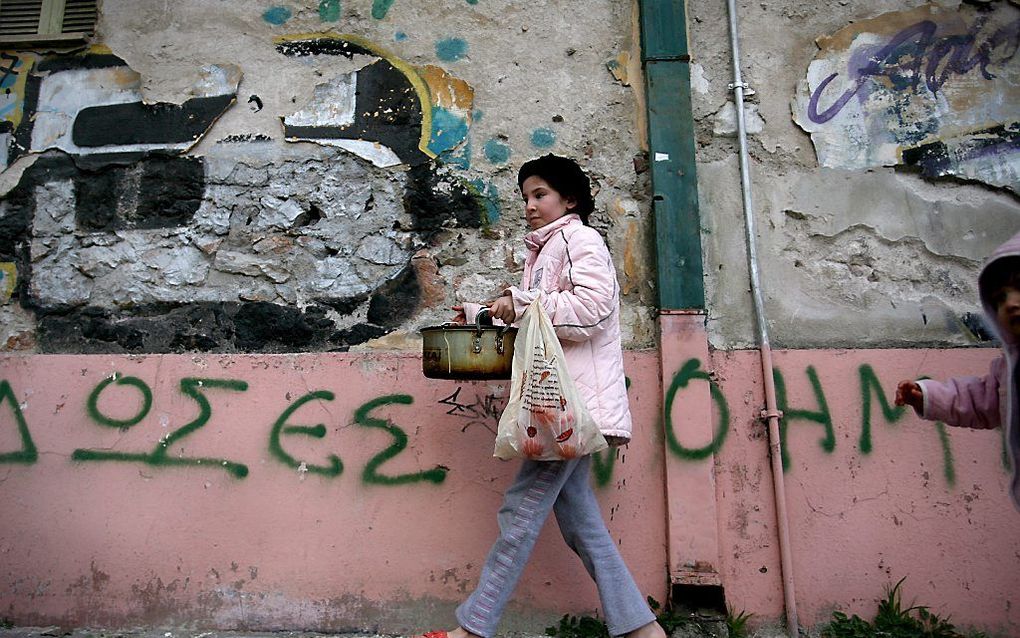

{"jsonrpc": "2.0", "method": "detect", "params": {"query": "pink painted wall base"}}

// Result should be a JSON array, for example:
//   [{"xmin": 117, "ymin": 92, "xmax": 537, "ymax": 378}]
[
  {"xmin": 0, "ymin": 353, "xmax": 666, "ymax": 632},
  {"xmin": 0, "ymin": 347, "xmax": 1017, "ymax": 634}
]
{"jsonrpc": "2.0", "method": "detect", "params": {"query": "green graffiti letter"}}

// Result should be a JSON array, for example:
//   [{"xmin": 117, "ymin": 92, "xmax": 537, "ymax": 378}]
[
  {"xmin": 858, "ymin": 364, "xmax": 906, "ymax": 454},
  {"xmin": 269, "ymin": 390, "xmax": 343, "ymax": 476},
  {"xmin": 86, "ymin": 374, "xmax": 152, "ymax": 429},
  {"xmin": 74, "ymin": 377, "xmax": 249, "ymax": 478},
  {"xmin": 0, "ymin": 380, "xmax": 37, "ymax": 464},
  {"xmin": 592, "ymin": 376, "xmax": 633, "ymax": 487},
  {"xmin": 355, "ymin": 394, "xmax": 447, "ymax": 486},
  {"xmin": 663, "ymin": 358, "xmax": 729, "ymax": 461},
  {"xmin": 935, "ymin": 421, "xmax": 956, "ymax": 487},
  {"xmin": 592, "ymin": 447, "xmax": 617, "ymax": 487},
  {"xmin": 773, "ymin": 366, "xmax": 835, "ymax": 472}
]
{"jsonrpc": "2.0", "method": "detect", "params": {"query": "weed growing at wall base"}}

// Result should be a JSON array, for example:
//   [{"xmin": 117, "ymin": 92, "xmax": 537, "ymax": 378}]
[
  {"xmin": 821, "ymin": 578, "xmax": 989, "ymax": 638},
  {"xmin": 545, "ymin": 598, "xmax": 750, "ymax": 638},
  {"xmin": 546, "ymin": 613, "xmax": 609, "ymax": 638}
]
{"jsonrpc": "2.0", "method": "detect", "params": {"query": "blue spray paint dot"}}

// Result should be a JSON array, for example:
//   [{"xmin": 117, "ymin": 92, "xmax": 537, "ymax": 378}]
[
  {"xmin": 262, "ymin": 6, "xmax": 292, "ymax": 25},
  {"xmin": 318, "ymin": 0, "xmax": 341, "ymax": 22},
  {"xmin": 394, "ymin": 31, "xmax": 408, "ymax": 41},
  {"xmin": 436, "ymin": 38, "xmax": 468, "ymax": 62},
  {"xmin": 472, "ymin": 109, "xmax": 483, "ymax": 122},
  {"xmin": 484, "ymin": 139, "xmax": 510, "ymax": 165},
  {"xmin": 531, "ymin": 128, "xmax": 556, "ymax": 148},
  {"xmin": 469, "ymin": 179, "xmax": 501, "ymax": 224}
]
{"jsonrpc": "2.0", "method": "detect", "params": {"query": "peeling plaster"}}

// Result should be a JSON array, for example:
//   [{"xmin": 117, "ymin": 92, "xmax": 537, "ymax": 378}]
[
  {"xmin": 690, "ymin": 63, "xmax": 711, "ymax": 95},
  {"xmin": 699, "ymin": 157, "xmax": 1020, "ymax": 348},
  {"xmin": 712, "ymin": 101, "xmax": 766, "ymax": 137},
  {"xmin": 607, "ymin": 51, "xmax": 631, "ymax": 86},
  {"xmin": 792, "ymin": 2, "xmax": 1020, "ymax": 192}
]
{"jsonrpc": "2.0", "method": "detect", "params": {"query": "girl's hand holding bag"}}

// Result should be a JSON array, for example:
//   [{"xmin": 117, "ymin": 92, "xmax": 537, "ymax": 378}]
[{"xmin": 494, "ymin": 296, "xmax": 608, "ymax": 460}]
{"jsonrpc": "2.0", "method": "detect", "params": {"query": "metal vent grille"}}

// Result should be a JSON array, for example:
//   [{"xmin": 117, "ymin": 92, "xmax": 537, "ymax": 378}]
[
  {"xmin": 0, "ymin": 0, "xmax": 96, "ymax": 40},
  {"xmin": 0, "ymin": 0, "xmax": 44, "ymax": 36},
  {"xmin": 61, "ymin": 0, "xmax": 96, "ymax": 34}
]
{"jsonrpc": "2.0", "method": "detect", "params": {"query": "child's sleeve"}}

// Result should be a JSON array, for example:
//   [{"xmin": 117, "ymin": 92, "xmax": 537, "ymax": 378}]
[
  {"xmin": 507, "ymin": 230, "xmax": 617, "ymax": 342},
  {"xmin": 916, "ymin": 355, "xmax": 1005, "ymax": 430}
]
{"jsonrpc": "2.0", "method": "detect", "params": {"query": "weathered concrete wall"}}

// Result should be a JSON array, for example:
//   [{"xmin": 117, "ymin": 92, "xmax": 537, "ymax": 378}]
[
  {"xmin": 2, "ymin": 349, "xmax": 1018, "ymax": 634},
  {"xmin": 4, "ymin": 1, "xmax": 1020, "ymax": 635},
  {"xmin": 0, "ymin": 0, "xmax": 656, "ymax": 354},
  {"xmin": 689, "ymin": 0, "xmax": 1020, "ymax": 348}
]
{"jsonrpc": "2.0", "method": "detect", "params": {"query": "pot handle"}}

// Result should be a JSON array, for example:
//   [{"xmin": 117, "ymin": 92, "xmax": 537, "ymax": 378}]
[
  {"xmin": 475, "ymin": 308, "xmax": 493, "ymax": 326},
  {"xmin": 475, "ymin": 308, "xmax": 513, "ymax": 337}
]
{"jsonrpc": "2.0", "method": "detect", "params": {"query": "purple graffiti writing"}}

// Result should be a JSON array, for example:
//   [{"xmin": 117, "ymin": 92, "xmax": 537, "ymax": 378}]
[{"xmin": 807, "ymin": 16, "xmax": 1020, "ymax": 124}]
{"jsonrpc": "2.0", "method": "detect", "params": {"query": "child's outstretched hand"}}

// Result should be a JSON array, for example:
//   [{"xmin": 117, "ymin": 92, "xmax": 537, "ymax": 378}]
[
  {"xmin": 450, "ymin": 305, "xmax": 467, "ymax": 324},
  {"xmin": 895, "ymin": 380, "xmax": 924, "ymax": 412}
]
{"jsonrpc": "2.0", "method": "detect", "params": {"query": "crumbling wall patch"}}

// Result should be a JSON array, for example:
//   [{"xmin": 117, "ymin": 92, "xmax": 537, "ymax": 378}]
[{"xmin": 793, "ymin": 2, "xmax": 1020, "ymax": 193}]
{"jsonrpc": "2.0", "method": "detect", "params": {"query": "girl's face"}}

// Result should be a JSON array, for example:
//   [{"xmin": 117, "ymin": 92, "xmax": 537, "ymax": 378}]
[{"xmin": 521, "ymin": 175, "xmax": 576, "ymax": 230}]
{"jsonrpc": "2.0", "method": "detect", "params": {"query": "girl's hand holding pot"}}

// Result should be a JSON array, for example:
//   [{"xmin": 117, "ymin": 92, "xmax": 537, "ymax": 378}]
[{"xmin": 488, "ymin": 294, "xmax": 516, "ymax": 325}]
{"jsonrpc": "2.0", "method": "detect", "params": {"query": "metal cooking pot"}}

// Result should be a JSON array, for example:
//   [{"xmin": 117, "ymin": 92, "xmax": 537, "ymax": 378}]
[{"xmin": 420, "ymin": 309, "xmax": 517, "ymax": 380}]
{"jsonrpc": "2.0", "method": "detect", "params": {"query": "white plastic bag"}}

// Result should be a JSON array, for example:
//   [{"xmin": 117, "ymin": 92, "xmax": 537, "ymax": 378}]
[{"xmin": 494, "ymin": 298, "xmax": 608, "ymax": 460}]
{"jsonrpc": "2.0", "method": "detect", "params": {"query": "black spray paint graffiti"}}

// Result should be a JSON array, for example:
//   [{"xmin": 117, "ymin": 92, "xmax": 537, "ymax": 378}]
[
  {"xmin": 3, "ymin": 53, "xmax": 235, "ymax": 169},
  {"xmin": 807, "ymin": 17, "xmax": 1020, "ymax": 125},
  {"xmin": 73, "ymin": 95, "xmax": 235, "ymax": 148},
  {"xmin": 0, "ymin": 375, "xmax": 447, "ymax": 486},
  {"xmin": 437, "ymin": 379, "xmax": 633, "ymax": 487},
  {"xmin": 278, "ymin": 38, "xmax": 428, "ymax": 166},
  {"xmin": 2, "ymin": 44, "xmax": 484, "ymax": 354},
  {"xmin": 439, "ymin": 386, "xmax": 503, "ymax": 435},
  {"xmin": 901, "ymin": 123, "xmax": 1020, "ymax": 180}
]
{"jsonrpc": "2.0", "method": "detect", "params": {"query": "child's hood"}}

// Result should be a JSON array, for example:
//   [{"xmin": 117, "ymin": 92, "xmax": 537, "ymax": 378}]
[{"xmin": 978, "ymin": 230, "xmax": 1020, "ymax": 346}]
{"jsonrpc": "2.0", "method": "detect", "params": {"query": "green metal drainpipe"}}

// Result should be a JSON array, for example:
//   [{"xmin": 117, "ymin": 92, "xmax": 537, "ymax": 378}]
[{"xmin": 639, "ymin": 0, "xmax": 704, "ymax": 310}]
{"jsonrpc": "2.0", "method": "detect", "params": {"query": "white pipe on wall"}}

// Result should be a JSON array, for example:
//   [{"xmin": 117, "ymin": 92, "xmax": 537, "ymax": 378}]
[{"xmin": 723, "ymin": 0, "xmax": 800, "ymax": 634}]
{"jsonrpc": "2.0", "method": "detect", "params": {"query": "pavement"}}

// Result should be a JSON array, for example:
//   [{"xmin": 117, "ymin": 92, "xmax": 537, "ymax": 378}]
[
  {"xmin": 0, "ymin": 630, "xmax": 416, "ymax": 638},
  {"xmin": 0, "ymin": 630, "xmax": 551, "ymax": 638}
]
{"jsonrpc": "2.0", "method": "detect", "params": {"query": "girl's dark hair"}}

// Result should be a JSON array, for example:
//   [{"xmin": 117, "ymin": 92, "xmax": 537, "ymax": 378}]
[{"xmin": 517, "ymin": 154, "xmax": 595, "ymax": 224}]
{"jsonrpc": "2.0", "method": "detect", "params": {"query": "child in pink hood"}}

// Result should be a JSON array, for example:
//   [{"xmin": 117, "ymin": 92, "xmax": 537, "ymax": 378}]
[{"xmin": 896, "ymin": 230, "xmax": 1020, "ymax": 511}]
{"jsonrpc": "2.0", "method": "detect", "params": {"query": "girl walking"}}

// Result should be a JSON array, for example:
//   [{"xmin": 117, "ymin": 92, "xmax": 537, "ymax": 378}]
[{"xmin": 430, "ymin": 154, "xmax": 667, "ymax": 638}]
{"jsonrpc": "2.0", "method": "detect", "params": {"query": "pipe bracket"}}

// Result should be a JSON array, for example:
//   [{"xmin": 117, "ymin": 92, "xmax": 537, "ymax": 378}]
[
  {"xmin": 760, "ymin": 408, "xmax": 784, "ymax": 421},
  {"xmin": 728, "ymin": 81, "xmax": 756, "ymax": 96}
]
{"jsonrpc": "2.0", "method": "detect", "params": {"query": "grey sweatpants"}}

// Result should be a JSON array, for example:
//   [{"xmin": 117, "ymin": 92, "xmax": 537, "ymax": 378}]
[{"xmin": 455, "ymin": 455, "xmax": 656, "ymax": 638}]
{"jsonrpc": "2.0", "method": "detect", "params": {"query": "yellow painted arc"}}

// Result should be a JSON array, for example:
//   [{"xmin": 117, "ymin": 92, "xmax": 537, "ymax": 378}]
[{"xmin": 274, "ymin": 32, "xmax": 436, "ymax": 159}]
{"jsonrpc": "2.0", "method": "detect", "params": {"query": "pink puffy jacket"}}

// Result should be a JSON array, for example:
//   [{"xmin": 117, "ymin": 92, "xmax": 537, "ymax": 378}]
[
  {"xmin": 468, "ymin": 214, "xmax": 633, "ymax": 441},
  {"xmin": 916, "ymin": 230, "xmax": 1020, "ymax": 511}
]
